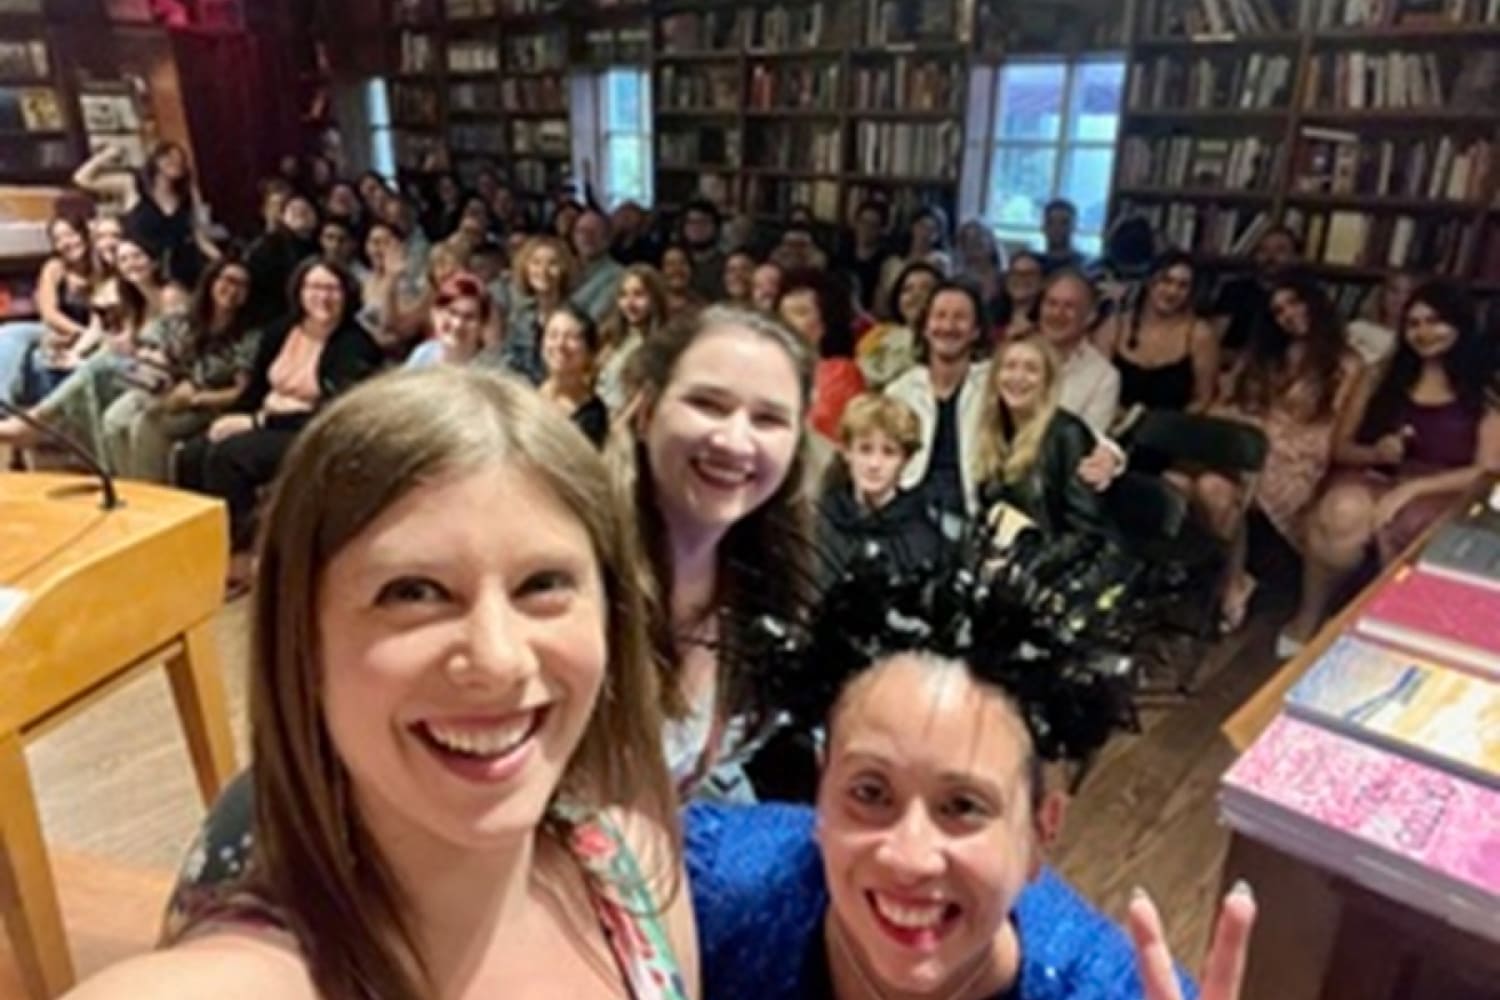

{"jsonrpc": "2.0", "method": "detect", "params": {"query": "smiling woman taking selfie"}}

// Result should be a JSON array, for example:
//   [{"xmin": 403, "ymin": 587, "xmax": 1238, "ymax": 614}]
[{"xmin": 66, "ymin": 367, "xmax": 697, "ymax": 1000}]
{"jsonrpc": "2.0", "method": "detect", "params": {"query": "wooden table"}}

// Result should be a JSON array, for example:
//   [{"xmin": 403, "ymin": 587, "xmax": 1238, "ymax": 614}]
[
  {"xmin": 0, "ymin": 473, "xmax": 237, "ymax": 999},
  {"xmin": 1219, "ymin": 493, "xmax": 1500, "ymax": 1000}
]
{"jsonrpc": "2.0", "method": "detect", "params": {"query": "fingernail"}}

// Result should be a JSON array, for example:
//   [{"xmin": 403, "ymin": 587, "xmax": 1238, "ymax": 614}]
[
  {"xmin": 1230, "ymin": 879, "xmax": 1254, "ymax": 901},
  {"xmin": 1130, "ymin": 885, "xmax": 1148, "ymax": 903}
]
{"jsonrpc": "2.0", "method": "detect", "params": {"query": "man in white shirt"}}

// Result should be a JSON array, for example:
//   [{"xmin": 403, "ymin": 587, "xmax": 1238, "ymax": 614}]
[{"xmin": 1038, "ymin": 269, "xmax": 1121, "ymax": 435}]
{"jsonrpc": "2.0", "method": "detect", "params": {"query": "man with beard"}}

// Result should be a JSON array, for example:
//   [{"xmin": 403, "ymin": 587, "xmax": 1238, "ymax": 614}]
[
  {"xmin": 1210, "ymin": 225, "xmax": 1301, "ymax": 357},
  {"xmin": 680, "ymin": 198, "xmax": 727, "ymax": 301}
]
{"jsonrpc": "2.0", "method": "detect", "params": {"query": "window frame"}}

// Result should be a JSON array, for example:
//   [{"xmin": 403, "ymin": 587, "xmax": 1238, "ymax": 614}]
[
  {"xmin": 978, "ymin": 52, "xmax": 1125, "ymax": 256},
  {"xmin": 578, "ymin": 66, "xmax": 652, "ymax": 209}
]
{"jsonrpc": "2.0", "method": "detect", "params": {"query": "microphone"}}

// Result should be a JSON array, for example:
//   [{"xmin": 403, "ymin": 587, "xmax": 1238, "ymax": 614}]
[{"xmin": 0, "ymin": 398, "xmax": 121, "ymax": 510}]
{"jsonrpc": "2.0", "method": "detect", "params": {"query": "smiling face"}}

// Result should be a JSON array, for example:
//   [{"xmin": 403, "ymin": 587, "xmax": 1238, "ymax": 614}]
[
  {"xmin": 818, "ymin": 655, "xmax": 1040, "ymax": 997},
  {"xmin": 49, "ymin": 218, "xmax": 88, "ymax": 265},
  {"xmin": 1004, "ymin": 256, "xmax": 1043, "ymax": 306},
  {"xmin": 526, "ymin": 244, "xmax": 564, "ymax": 297},
  {"xmin": 922, "ymin": 289, "xmax": 979, "ymax": 364},
  {"xmin": 90, "ymin": 217, "xmax": 123, "ymax": 266},
  {"xmin": 320, "ymin": 223, "xmax": 355, "ymax": 264},
  {"xmin": 617, "ymin": 273, "xmax": 654, "ymax": 327},
  {"xmin": 318, "ymin": 462, "xmax": 608, "ymax": 851},
  {"xmin": 1404, "ymin": 299, "xmax": 1460, "ymax": 361},
  {"xmin": 210, "ymin": 263, "xmax": 251, "ymax": 317},
  {"xmin": 661, "ymin": 248, "xmax": 693, "ymax": 293},
  {"xmin": 300, "ymin": 264, "xmax": 346, "ymax": 327},
  {"xmin": 115, "ymin": 239, "xmax": 155, "ymax": 288},
  {"xmin": 284, "ymin": 197, "xmax": 319, "ymax": 240},
  {"xmin": 993, "ymin": 340, "xmax": 1050, "ymax": 417},
  {"xmin": 433, "ymin": 294, "xmax": 486, "ymax": 360},
  {"xmin": 541, "ymin": 310, "xmax": 594, "ymax": 381},
  {"xmin": 1038, "ymin": 275, "xmax": 1092, "ymax": 351},
  {"xmin": 643, "ymin": 325, "xmax": 802, "ymax": 541},
  {"xmin": 844, "ymin": 430, "xmax": 907, "ymax": 509},
  {"xmin": 724, "ymin": 252, "xmax": 755, "ymax": 303},
  {"xmin": 1270, "ymin": 287, "xmax": 1310, "ymax": 338},
  {"xmin": 1148, "ymin": 263, "xmax": 1194, "ymax": 316},
  {"xmin": 897, "ymin": 269, "xmax": 939, "ymax": 327},
  {"xmin": 778, "ymin": 288, "xmax": 826, "ymax": 348}
]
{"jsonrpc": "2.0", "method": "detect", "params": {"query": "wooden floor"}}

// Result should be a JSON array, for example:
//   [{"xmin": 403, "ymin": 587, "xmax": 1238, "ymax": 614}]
[{"xmin": 1, "ymin": 593, "xmax": 1285, "ymax": 996}]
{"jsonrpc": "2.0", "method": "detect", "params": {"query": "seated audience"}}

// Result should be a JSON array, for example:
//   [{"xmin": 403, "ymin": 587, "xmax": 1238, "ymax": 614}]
[
  {"xmin": 769, "ymin": 222, "xmax": 828, "ymax": 273},
  {"xmin": 316, "ymin": 216, "xmax": 363, "ymax": 281},
  {"xmin": 1209, "ymin": 226, "xmax": 1300, "ymax": 358},
  {"xmin": 660, "ymin": 243, "xmax": 705, "ymax": 320},
  {"xmin": 750, "ymin": 260, "xmax": 783, "ymax": 314},
  {"xmin": 777, "ymin": 269, "xmax": 865, "ymax": 442},
  {"xmin": 955, "ymin": 218, "xmax": 1008, "ymax": 322},
  {"xmin": 357, "ymin": 220, "xmax": 425, "ymax": 348},
  {"xmin": 175, "ymin": 259, "xmax": 383, "ymax": 590},
  {"xmin": 610, "ymin": 199, "xmax": 658, "ymax": 266},
  {"xmin": 102, "ymin": 258, "xmax": 258, "ymax": 482},
  {"xmin": 681, "ymin": 198, "xmax": 727, "ymax": 300},
  {"xmin": 1039, "ymin": 198, "xmax": 1089, "ymax": 276},
  {"xmin": 976, "ymin": 335, "xmax": 1116, "ymax": 539},
  {"xmin": 596, "ymin": 263, "xmax": 669, "ymax": 413},
  {"xmin": 1097, "ymin": 251, "xmax": 1218, "ymax": 417},
  {"xmin": 855, "ymin": 259, "xmax": 941, "ymax": 389},
  {"xmin": 0, "ymin": 214, "xmax": 95, "ymax": 404},
  {"xmin": 1197, "ymin": 270, "xmax": 1365, "ymax": 633},
  {"xmin": 538, "ymin": 302, "xmax": 609, "ymax": 447},
  {"xmin": 1035, "ymin": 270, "xmax": 1121, "ymax": 435},
  {"xmin": 505, "ymin": 234, "xmax": 577, "ymax": 382},
  {"xmin": 836, "ymin": 199, "xmax": 897, "ymax": 314},
  {"xmin": 816, "ymin": 392, "xmax": 942, "ymax": 579},
  {"xmin": 722, "ymin": 248, "xmax": 756, "ymax": 309},
  {"xmin": 243, "ymin": 192, "xmax": 320, "ymax": 330},
  {"xmin": 403, "ymin": 271, "xmax": 493, "ymax": 370},
  {"xmin": 893, "ymin": 205, "xmax": 953, "ymax": 284},
  {"xmin": 1283, "ymin": 281, "xmax": 1500, "ymax": 652},
  {"xmin": 570, "ymin": 207, "xmax": 624, "ymax": 322},
  {"xmin": 1347, "ymin": 267, "xmax": 1421, "ymax": 368},
  {"xmin": 994, "ymin": 249, "xmax": 1045, "ymax": 341}
]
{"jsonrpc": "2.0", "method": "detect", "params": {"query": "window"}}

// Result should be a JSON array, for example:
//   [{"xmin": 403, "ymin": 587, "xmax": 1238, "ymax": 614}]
[
  {"xmin": 979, "ymin": 56, "xmax": 1125, "ymax": 258},
  {"xmin": 364, "ymin": 78, "xmax": 396, "ymax": 180},
  {"xmin": 572, "ymin": 67, "xmax": 652, "ymax": 208}
]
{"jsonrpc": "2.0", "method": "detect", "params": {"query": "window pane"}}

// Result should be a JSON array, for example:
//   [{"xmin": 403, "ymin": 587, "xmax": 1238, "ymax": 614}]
[
  {"xmin": 996, "ymin": 228, "xmax": 1043, "ymax": 253},
  {"xmin": 1060, "ymin": 146, "xmax": 1115, "ymax": 234},
  {"xmin": 607, "ymin": 134, "xmax": 648, "ymax": 203},
  {"xmin": 1075, "ymin": 233, "xmax": 1103, "ymax": 258},
  {"xmin": 606, "ymin": 69, "xmax": 641, "ymax": 132},
  {"xmin": 987, "ymin": 145, "xmax": 1056, "ymax": 231},
  {"xmin": 1068, "ymin": 59, "xmax": 1125, "ymax": 142},
  {"xmin": 995, "ymin": 62, "xmax": 1065, "ymax": 141}
]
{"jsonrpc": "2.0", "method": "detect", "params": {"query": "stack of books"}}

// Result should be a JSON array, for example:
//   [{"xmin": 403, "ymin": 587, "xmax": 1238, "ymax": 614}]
[{"xmin": 1221, "ymin": 498, "xmax": 1500, "ymax": 942}]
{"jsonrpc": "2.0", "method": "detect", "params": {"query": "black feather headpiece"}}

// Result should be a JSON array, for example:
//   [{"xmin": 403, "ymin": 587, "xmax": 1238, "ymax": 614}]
[{"xmin": 721, "ymin": 526, "xmax": 1172, "ymax": 763}]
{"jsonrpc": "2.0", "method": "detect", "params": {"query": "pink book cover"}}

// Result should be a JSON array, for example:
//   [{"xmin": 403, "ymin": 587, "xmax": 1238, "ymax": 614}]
[
  {"xmin": 1223, "ymin": 715, "xmax": 1500, "ymax": 900},
  {"xmin": 1356, "ymin": 566, "xmax": 1500, "ymax": 680}
]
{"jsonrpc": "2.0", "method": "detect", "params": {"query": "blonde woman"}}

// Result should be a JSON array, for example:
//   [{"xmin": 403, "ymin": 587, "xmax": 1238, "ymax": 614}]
[
  {"xmin": 72, "ymin": 367, "xmax": 697, "ymax": 1000},
  {"xmin": 975, "ymin": 335, "xmax": 1117, "ymax": 539},
  {"xmin": 507, "ymin": 234, "xmax": 578, "ymax": 382}
]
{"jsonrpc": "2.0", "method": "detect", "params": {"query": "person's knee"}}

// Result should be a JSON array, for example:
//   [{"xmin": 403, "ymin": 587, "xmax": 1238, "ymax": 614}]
[{"xmin": 1316, "ymin": 485, "xmax": 1375, "ymax": 541}]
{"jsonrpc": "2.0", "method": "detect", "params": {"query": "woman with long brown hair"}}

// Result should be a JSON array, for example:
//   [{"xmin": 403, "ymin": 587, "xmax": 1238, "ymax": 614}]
[{"xmin": 69, "ymin": 367, "xmax": 696, "ymax": 1000}]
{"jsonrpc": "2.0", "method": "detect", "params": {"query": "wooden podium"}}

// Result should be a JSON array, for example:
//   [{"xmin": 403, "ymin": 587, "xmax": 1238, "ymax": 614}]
[{"xmin": 0, "ymin": 474, "xmax": 237, "ymax": 999}]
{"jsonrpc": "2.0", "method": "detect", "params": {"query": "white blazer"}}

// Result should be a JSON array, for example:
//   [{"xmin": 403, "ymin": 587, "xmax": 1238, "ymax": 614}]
[{"xmin": 885, "ymin": 360, "xmax": 992, "ymax": 515}]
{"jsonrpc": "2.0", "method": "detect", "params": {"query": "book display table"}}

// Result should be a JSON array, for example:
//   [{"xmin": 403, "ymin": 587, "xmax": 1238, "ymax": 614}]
[{"xmin": 1220, "ymin": 492, "xmax": 1500, "ymax": 1000}]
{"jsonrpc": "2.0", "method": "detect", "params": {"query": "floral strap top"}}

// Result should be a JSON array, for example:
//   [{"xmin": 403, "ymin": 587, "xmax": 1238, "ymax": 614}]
[{"xmin": 571, "ymin": 815, "xmax": 693, "ymax": 1000}]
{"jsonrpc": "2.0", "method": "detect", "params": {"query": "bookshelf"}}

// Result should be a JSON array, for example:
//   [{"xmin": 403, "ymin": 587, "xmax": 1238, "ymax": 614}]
[
  {"xmin": 1112, "ymin": 0, "xmax": 1500, "ymax": 307},
  {"xmin": 652, "ymin": 0, "xmax": 969, "ymax": 232},
  {"xmin": 0, "ymin": 0, "xmax": 83, "ymax": 185}
]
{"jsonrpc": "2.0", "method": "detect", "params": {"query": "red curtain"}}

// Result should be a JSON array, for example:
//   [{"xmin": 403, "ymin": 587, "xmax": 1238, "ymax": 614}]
[{"xmin": 170, "ymin": 28, "xmax": 302, "ymax": 236}]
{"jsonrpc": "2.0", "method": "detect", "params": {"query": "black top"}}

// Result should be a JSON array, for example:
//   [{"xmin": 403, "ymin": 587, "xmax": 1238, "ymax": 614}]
[
  {"xmin": 835, "ymin": 244, "xmax": 895, "ymax": 311},
  {"xmin": 1039, "ymin": 248, "xmax": 1089, "ymax": 276},
  {"xmin": 124, "ymin": 184, "xmax": 204, "ymax": 286},
  {"xmin": 923, "ymin": 391, "xmax": 966, "ymax": 518},
  {"xmin": 815, "ymin": 484, "xmax": 946, "ymax": 585},
  {"xmin": 1116, "ymin": 350, "xmax": 1195, "ymax": 412},
  {"xmin": 980, "ymin": 410, "xmax": 1115, "ymax": 540},
  {"xmin": 571, "ymin": 394, "xmax": 609, "ymax": 448},
  {"xmin": 243, "ymin": 231, "xmax": 319, "ymax": 332},
  {"xmin": 232, "ymin": 316, "xmax": 385, "ymax": 432},
  {"xmin": 1210, "ymin": 277, "xmax": 1268, "ymax": 352},
  {"xmin": 55, "ymin": 269, "xmax": 91, "ymax": 327}
]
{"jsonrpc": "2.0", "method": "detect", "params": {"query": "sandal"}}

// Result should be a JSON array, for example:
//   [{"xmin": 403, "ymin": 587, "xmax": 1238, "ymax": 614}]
[{"xmin": 1218, "ymin": 575, "xmax": 1258, "ymax": 634}]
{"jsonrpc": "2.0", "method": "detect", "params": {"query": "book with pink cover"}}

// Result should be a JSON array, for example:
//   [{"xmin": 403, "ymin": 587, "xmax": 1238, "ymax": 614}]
[
  {"xmin": 1355, "ymin": 566, "xmax": 1500, "ymax": 681},
  {"xmin": 1222, "ymin": 716, "xmax": 1500, "ymax": 904},
  {"xmin": 1285, "ymin": 634, "xmax": 1500, "ymax": 790}
]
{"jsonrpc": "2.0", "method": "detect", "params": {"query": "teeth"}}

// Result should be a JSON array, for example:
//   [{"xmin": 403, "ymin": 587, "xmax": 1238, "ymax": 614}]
[
  {"xmin": 873, "ymin": 893, "xmax": 948, "ymax": 929},
  {"xmin": 425, "ymin": 715, "xmax": 535, "ymax": 758}
]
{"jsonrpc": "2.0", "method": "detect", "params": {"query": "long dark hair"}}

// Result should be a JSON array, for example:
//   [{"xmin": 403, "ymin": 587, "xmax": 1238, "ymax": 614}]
[
  {"xmin": 1232, "ymin": 269, "xmax": 1346, "ymax": 419},
  {"xmin": 778, "ymin": 268, "xmax": 855, "ymax": 359},
  {"xmin": 1357, "ymin": 281, "xmax": 1490, "ymax": 442},
  {"xmin": 189, "ymin": 256, "xmax": 252, "ymax": 359},
  {"xmin": 609, "ymin": 305, "xmax": 814, "ymax": 721},
  {"xmin": 1128, "ymin": 250, "xmax": 1197, "ymax": 350},
  {"xmin": 142, "ymin": 141, "xmax": 193, "ymax": 204},
  {"xmin": 885, "ymin": 259, "xmax": 943, "ymax": 325},
  {"xmin": 286, "ymin": 257, "xmax": 362, "ymax": 329}
]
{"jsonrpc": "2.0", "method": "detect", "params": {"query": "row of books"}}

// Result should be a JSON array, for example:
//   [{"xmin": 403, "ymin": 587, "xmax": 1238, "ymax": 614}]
[
  {"xmin": 444, "ymin": 0, "xmax": 498, "ymax": 18},
  {"xmin": 858, "ymin": 0, "xmax": 960, "ymax": 46},
  {"xmin": 447, "ymin": 40, "xmax": 500, "ymax": 73},
  {"xmin": 746, "ymin": 177, "xmax": 841, "ymax": 222},
  {"xmin": 850, "ymin": 57, "xmax": 961, "ymax": 112},
  {"xmin": 1309, "ymin": 0, "xmax": 1500, "ymax": 26},
  {"xmin": 745, "ymin": 3, "xmax": 834, "ymax": 50},
  {"xmin": 1222, "ymin": 500, "xmax": 1500, "ymax": 941},
  {"xmin": 392, "ymin": 0, "xmax": 438, "ymax": 24},
  {"xmin": 1118, "ymin": 135, "xmax": 1281, "ymax": 191},
  {"xmin": 1293, "ymin": 129, "xmax": 1494, "ymax": 203},
  {"xmin": 582, "ymin": 26, "xmax": 649, "ymax": 65},
  {"xmin": 1287, "ymin": 207, "xmax": 1469, "ymax": 268},
  {"xmin": 501, "ymin": 77, "xmax": 565, "ymax": 112},
  {"xmin": 1123, "ymin": 201, "xmax": 1273, "ymax": 255},
  {"xmin": 0, "ymin": 39, "xmax": 48, "ymax": 81},
  {"xmin": 1128, "ymin": 52, "xmax": 1295, "ymax": 110},
  {"xmin": 449, "ymin": 81, "xmax": 500, "ymax": 114},
  {"xmin": 745, "ymin": 122, "xmax": 842, "ymax": 173},
  {"xmin": 0, "ymin": 133, "xmax": 69, "ymax": 175},
  {"xmin": 1137, "ymin": 0, "xmax": 1295, "ymax": 37},
  {"xmin": 504, "ymin": 32, "xmax": 566, "ymax": 73},
  {"xmin": 448, "ymin": 122, "xmax": 506, "ymax": 156},
  {"xmin": 851, "ymin": 120, "xmax": 960, "ymax": 178},
  {"xmin": 748, "ymin": 63, "xmax": 842, "ymax": 111},
  {"xmin": 1481, "ymin": 223, "xmax": 1500, "ymax": 281},
  {"xmin": 658, "ymin": 127, "xmax": 739, "ymax": 170},
  {"xmin": 658, "ymin": 10, "xmax": 747, "ymax": 53},
  {"xmin": 511, "ymin": 118, "xmax": 568, "ymax": 157},
  {"xmin": 399, "ymin": 31, "xmax": 439, "ymax": 74},
  {"xmin": 658, "ymin": 65, "xmax": 739, "ymax": 112},
  {"xmin": 391, "ymin": 83, "xmax": 441, "ymax": 125},
  {"xmin": 1303, "ymin": 49, "xmax": 1497, "ymax": 111}
]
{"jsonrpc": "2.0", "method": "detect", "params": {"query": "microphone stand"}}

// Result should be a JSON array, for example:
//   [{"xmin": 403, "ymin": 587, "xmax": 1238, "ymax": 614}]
[{"xmin": 0, "ymin": 398, "xmax": 121, "ymax": 510}]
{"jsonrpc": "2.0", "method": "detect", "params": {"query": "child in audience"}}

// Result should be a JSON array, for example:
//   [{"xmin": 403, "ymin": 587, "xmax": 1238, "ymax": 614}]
[
  {"xmin": 1282, "ymin": 281, "xmax": 1500, "ymax": 653},
  {"xmin": 1196, "ymin": 270, "xmax": 1365, "ymax": 634},
  {"xmin": 597, "ymin": 263, "xmax": 669, "ymax": 413},
  {"xmin": 816, "ymin": 393, "xmax": 942, "ymax": 580},
  {"xmin": 538, "ymin": 302, "xmax": 609, "ymax": 447}
]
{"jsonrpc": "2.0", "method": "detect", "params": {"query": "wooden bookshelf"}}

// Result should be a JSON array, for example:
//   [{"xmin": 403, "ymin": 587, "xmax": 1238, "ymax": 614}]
[
  {"xmin": 1112, "ymin": 0, "xmax": 1500, "ymax": 307},
  {"xmin": 0, "ymin": 0, "xmax": 83, "ymax": 185}
]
